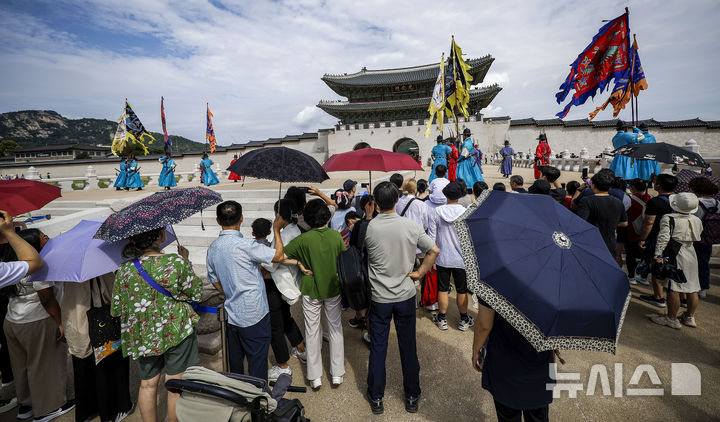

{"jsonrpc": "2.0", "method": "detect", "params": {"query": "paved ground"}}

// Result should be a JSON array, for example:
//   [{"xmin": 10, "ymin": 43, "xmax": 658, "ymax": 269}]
[{"xmin": 1, "ymin": 164, "xmax": 718, "ymax": 421}]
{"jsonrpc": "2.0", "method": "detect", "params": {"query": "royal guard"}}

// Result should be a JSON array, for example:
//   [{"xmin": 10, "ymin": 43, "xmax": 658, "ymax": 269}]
[{"xmin": 534, "ymin": 133, "xmax": 551, "ymax": 179}]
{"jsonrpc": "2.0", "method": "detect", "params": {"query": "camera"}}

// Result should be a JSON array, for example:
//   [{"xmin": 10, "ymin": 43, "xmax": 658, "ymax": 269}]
[
  {"xmin": 298, "ymin": 187, "xmax": 310, "ymax": 194},
  {"xmin": 581, "ymin": 168, "xmax": 589, "ymax": 179},
  {"xmin": 360, "ymin": 182, "xmax": 370, "ymax": 189}
]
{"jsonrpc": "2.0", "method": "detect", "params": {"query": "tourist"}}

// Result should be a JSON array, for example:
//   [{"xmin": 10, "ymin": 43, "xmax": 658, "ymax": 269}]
[
  {"xmin": 499, "ymin": 140, "xmax": 515, "ymax": 178},
  {"xmin": 426, "ymin": 165, "xmax": 450, "ymax": 227},
  {"xmin": 448, "ymin": 138, "xmax": 459, "ymax": 182},
  {"xmin": 528, "ymin": 179, "xmax": 551, "ymax": 195},
  {"xmin": 540, "ymin": 166, "xmax": 566, "ymax": 203},
  {"xmin": 638, "ymin": 174, "xmax": 677, "ymax": 308},
  {"xmin": 206, "ymin": 201, "xmax": 294, "ymax": 379},
  {"xmin": 689, "ymin": 177, "xmax": 719, "ymax": 297},
  {"xmin": 473, "ymin": 181, "xmax": 489, "ymax": 200},
  {"xmin": 61, "ymin": 273, "xmax": 134, "ymax": 422},
  {"xmin": 564, "ymin": 180, "xmax": 581, "ymax": 209},
  {"xmin": 329, "ymin": 189, "xmax": 356, "ymax": 231},
  {"xmin": 343, "ymin": 179, "xmax": 359, "ymax": 208},
  {"xmin": 571, "ymin": 169, "xmax": 629, "ymax": 211},
  {"xmin": 472, "ymin": 297, "xmax": 553, "ymax": 422},
  {"xmin": 1, "ymin": 229, "xmax": 74, "ymax": 421},
  {"xmin": 456, "ymin": 128, "xmax": 484, "ymax": 186},
  {"xmin": 634, "ymin": 122, "xmax": 660, "ymax": 181},
  {"xmin": 612, "ymin": 176, "xmax": 632, "ymax": 268},
  {"xmin": 0, "ymin": 210, "xmax": 43, "ymax": 287},
  {"xmin": 112, "ymin": 228, "xmax": 202, "ymax": 422},
  {"xmin": 348, "ymin": 194, "xmax": 376, "ymax": 345},
  {"xmin": 199, "ymin": 152, "xmax": 219, "ymax": 186},
  {"xmin": 576, "ymin": 170, "xmax": 628, "ymax": 255},
  {"xmin": 228, "ymin": 154, "xmax": 242, "ymax": 182},
  {"xmin": 125, "ymin": 155, "xmax": 144, "ymax": 191},
  {"xmin": 609, "ymin": 120, "xmax": 640, "ymax": 180},
  {"xmin": 340, "ymin": 211, "xmax": 361, "ymax": 248},
  {"xmin": 364, "ymin": 182, "xmax": 439, "ymax": 415},
  {"xmin": 390, "ymin": 173, "xmax": 404, "ymax": 191},
  {"xmin": 158, "ymin": 152, "xmax": 177, "ymax": 190},
  {"xmin": 396, "ymin": 179, "xmax": 427, "ymax": 229},
  {"xmin": 285, "ymin": 186, "xmax": 338, "ymax": 232},
  {"xmin": 649, "ymin": 193, "xmax": 703, "ymax": 329},
  {"xmin": 534, "ymin": 133, "xmax": 551, "ymax": 180},
  {"xmin": 510, "ymin": 175, "xmax": 526, "ymax": 193},
  {"xmin": 492, "ymin": 182, "xmax": 506, "ymax": 191},
  {"xmin": 429, "ymin": 135, "xmax": 451, "ymax": 183},
  {"xmin": 626, "ymin": 179, "xmax": 651, "ymax": 285},
  {"xmin": 416, "ymin": 179, "xmax": 429, "ymax": 201},
  {"xmin": 428, "ymin": 182, "xmax": 473, "ymax": 332},
  {"xmin": 456, "ymin": 178, "xmax": 472, "ymax": 207},
  {"xmin": 284, "ymin": 198, "xmax": 347, "ymax": 389},
  {"xmin": 250, "ymin": 218, "xmax": 307, "ymax": 381},
  {"xmin": 114, "ymin": 156, "xmax": 128, "ymax": 191}
]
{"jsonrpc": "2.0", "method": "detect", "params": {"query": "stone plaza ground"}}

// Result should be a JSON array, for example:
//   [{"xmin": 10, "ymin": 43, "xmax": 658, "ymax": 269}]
[{"xmin": 1, "ymin": 166, "xmax": 718, "ymax": 422}]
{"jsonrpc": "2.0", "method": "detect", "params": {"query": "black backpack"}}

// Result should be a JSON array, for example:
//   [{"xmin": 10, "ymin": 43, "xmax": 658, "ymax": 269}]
[{"xmin": 337, "ymin": 219, "xmax": 370, "ymax": 310}]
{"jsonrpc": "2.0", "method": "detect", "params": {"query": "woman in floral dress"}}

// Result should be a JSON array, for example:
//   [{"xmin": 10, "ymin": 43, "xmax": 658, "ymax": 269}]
[{"xmin": 111, "ymin": 227, "xmax": 202, "ymax": 422}]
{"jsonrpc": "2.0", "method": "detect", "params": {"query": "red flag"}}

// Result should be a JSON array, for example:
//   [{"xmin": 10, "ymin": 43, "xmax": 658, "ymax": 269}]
[
  {"xmin": 206, "ymin": 104, "xmax": 216, "ymax": 153},
  {"xmin": 161, "ymin": 96, "xmax": 171, "ymax": 153}
]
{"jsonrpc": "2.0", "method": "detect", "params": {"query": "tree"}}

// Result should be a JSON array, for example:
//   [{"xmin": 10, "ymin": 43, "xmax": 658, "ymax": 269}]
[
  {"xmin": 75, "ymin": 151, "xmax": 91, "ymax": 159},
  {"xmin": 0, "ymin": 140, "xmax": 20, "ymax": 157}
]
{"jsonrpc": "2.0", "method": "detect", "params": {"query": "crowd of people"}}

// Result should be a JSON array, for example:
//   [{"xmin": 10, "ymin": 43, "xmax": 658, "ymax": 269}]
[{"xmin": 0, "ymin": 131, "xmax": 717, "ymax": 421}]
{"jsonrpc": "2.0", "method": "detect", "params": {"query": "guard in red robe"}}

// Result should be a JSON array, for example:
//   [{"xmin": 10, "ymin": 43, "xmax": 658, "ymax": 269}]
[
  {"xmin": 447, "ymin": 139, "xmax": 459, "ymax": 182},
  {"xmin": 228, "ymin": 153, "xmax": 242, "ymax": 182},
  {"xmin": 534, "ymin": 134, "xmax": 551, "ymax": 179}
]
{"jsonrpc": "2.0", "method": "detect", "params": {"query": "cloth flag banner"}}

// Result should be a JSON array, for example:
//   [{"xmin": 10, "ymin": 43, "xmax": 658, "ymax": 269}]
[
  {"xmin": 124, "ymin": 100, "xmax": 155, "ymax": 155},
  {"xmin": 425, "ymin": 53, "xmax": 445, "ymax": 138},
  {"xmin": 206, "ymin": 104, "xmax": 217, "ymax": 153},
  {"xmin": 161, "ymin": 96, "xmax": 172, "ymax": 153},
  {"xmin": 589, "ymin": 35, "xmax": 648, "ymax": 120},
  {"xmin": 111, "ymin": 112, "xmax": 128, "ymax": 157},
  {"xmin": 445, "ymin": 37, "xmax": 474, "ymax": 120},
  {"xmin": 555, "ymin": 11, "xmax": 630, "ymax": 118}
]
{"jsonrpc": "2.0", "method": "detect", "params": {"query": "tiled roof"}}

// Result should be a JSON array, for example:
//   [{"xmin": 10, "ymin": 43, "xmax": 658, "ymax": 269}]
[
  {"xmin": 508, "ymin": 118, "xmax": 536, "ymax": 126},
  {"xmin": 317, "ymin": 85, "xmax": 501, "ymax": 112},
  {"xmin": 14, "ymin": 143, "xmax": 111, "ymax": 153},
  {"xmin": 484, "ymin": 116, "xmax": 511, "ymax": 122},
  {"xmin": 658, "ymin": 118, "xmax": 707, "ymax": 128},
  {"xmin": 509, "ymin": 117, "xmax": 719, "ymax": 129},
  {"xmin": 322, "ymin": 56, "xmax": 494, "ymax": 87},
  {"xmin": 707, "ymin": 121, "xmax": 720, "ymax": 129},
  {"xmin": 563, "ymin": 119, "xmax": 593, "ymax": 127}
]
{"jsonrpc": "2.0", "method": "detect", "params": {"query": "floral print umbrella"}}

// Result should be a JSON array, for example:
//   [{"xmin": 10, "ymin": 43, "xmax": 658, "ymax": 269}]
[{"xmin": 93, "ymin": 187, "xmax": 222, "ymax": 242}]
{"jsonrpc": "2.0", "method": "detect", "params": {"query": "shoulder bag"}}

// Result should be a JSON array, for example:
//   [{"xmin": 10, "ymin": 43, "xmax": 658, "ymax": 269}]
[{"xmin": 86, "ymin": 277, "xmax": 122, "ymax": 364}]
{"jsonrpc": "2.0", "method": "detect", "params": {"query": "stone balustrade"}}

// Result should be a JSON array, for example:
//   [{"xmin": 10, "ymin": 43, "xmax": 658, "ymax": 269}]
[
  {"xmin": 489, "ymin": 156, "xmax": 612, "ymax": 174},
  {"xmin": 23, "ymin": 165, "xmax": 231, "ymax": 192}
]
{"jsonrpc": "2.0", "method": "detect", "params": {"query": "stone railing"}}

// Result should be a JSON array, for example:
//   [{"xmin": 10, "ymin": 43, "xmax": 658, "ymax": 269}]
[
  {"xmin": 23, "ymin": 163, "xmax": 231, "ymax": 192},
  {"xmin": 490, "ymin": 156, "xmax": 612, "ymax": 174}
]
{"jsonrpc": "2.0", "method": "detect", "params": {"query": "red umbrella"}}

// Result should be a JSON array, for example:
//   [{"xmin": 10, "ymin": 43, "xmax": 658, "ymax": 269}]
[
  {"xmin": 0, "ymin": 179, "xmax": 62, "ymax": 217},
  {"xmin": 322, "ymin": 148, "xmax": 423, "ymax": 190}
]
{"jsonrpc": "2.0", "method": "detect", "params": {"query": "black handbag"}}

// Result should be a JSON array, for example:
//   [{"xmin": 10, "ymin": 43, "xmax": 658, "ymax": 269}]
[
  {"xmin": 652, "ymin": 217, "xmax": 688, "ymax": 284},
  {"xmin": 86, "ymin": 277, "xmax": 122, "ymax": 363}
]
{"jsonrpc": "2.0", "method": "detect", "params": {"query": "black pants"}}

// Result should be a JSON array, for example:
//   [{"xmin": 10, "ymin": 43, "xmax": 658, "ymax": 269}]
[
  {"xmin": 494, "ymin": 399, "xmax": 549, "ymax": 422},
  {"xmin": 72, "ymin": 351, "xmax": 133, "ymax": 422},
  {"xmin": 0, "ymin": 297, "xmax": 12, "ymax": 385},
  {"xmin": 226, "ymin": 314, "xmax": 271, "ymax": 379},
  {"xmin": 265, "ymin": 279, "xmax": 303, "ymax": 364},
  {"xmin": 625, "ymin": 241, "xmax": 642, "ymax": 278},
  {"xmin": 694, "ymin": 242, "xmax": 712, "ymax": 291}
]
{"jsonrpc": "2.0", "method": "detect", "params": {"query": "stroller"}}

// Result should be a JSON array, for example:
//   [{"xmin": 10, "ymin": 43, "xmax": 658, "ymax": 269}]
[{"xmin": 166, "ymin": 366, "xmax": 309, "ymax": 422}]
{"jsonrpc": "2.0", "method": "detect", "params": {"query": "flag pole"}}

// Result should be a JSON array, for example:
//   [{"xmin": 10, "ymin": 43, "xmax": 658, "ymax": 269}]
[
  {"xmin": 625, "ymin": 8, "xmax": 636, "ymax": 127},
  {"xmin": 633, "ymin": 34, "xmax": 639, "ymax": 125},
  {"xmin": 452, "ymin": 36, "xmax": 460, "ymax": 142},
  {"xmin": 205, "ymin": 102, "xmax": 209, "ymax": 153}
]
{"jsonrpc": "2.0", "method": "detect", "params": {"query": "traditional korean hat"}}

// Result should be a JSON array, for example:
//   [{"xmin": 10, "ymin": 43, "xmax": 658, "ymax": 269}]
[
  {"xmin": 639, "ymin": 122, "xmax": 649, "ymax": 132},
  {"xmin": 436, "ymin": 135, "xmax": 444, "ymax": 142},
  {"xmin": 504, "ymin": 140, "xmax": 510, "ymax": 146},
  {"xmin": 463, "ymin": 128, "xmax": 471, "ymax": 136},
  {"xmin": 616, "ymin": 120, "xmax": 625, "ymax": 130}
]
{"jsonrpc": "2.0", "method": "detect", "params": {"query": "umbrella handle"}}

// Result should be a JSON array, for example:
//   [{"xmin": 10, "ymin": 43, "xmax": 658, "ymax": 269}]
[{"xmin": 170, "ymin": 225, "xmax": 181, "ymax": 248}]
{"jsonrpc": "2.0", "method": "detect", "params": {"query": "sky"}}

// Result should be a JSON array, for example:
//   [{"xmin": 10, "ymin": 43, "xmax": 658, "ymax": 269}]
[{"xmin": 0, "ymin": 0, "xmax": 718, "ymax": 145}]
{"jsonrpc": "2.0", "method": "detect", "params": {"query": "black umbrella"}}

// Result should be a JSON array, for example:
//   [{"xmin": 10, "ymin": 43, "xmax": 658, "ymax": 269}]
[{"xmin": 612, "ymin": 142, "xmax": 707, "ymax": 168}]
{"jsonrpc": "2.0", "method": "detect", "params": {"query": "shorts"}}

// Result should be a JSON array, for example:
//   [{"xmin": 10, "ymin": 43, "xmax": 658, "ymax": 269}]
[
  {"xmin": 136, "ymin": 331, "xmax": 199, "ymax": 380},
  {"xmin": 436, "ymin": 266, "xmax": 468, "ymax": 294}
]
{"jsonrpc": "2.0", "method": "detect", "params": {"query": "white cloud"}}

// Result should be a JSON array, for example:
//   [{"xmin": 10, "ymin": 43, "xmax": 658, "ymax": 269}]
[
  {"xmin": 480, "ymin": 105, "xmax": 504, "ymax": 116},
  {"xmin": 482, "ymin": 72, "xmax": 509, "ymax": 87},
  {"xmin": 292, "ymin": 105, "xmax": 334, "ymax": 129}
]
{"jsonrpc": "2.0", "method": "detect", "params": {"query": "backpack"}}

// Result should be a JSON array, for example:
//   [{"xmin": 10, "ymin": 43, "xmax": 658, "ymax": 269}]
[
  {"xmin": 419, "ymin": 268, "xmax": 438, "ymax": 307},
  {"xmin": 629, "ymin": 194, "xmax": 649, "ymax": 235},
  {"xmin": 336, "ymin": 246, "xmax": 369, "ymax": 310},
  {"xmin": 699, "ymin": 200, "xmax": 720, "ymax": 245}
]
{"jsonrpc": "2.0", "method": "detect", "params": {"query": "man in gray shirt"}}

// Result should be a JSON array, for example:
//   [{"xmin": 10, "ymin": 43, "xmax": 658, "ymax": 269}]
[{"xmin": 364, "ymin": 182, "xmax": 439, "ymax": 415}]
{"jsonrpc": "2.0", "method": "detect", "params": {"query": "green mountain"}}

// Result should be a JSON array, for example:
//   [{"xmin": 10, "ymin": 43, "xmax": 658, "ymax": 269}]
[{"xmin": 0, "ymin": 110, "xmax": 206, "ymax": 153}]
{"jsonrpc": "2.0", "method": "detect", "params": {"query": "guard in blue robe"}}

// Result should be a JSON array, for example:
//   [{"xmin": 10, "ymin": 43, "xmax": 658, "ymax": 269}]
[
  {"xmin": 124, "ymin": 157, "xmax": 144, "ymax": 190},
  {"xmin": 200, "ymin": 153, "xmax": 219, "ymax": 186},
  {"xmin": 634, "ymin": 123, "xmax": 660, "ymax": 181},
  {"xmin": 499, "ymin": 140, "xmax": 515, "ymax": 177},
  {"xmin": 158, "ymin": 154, "xmax": 177, "ymax": 189},
  {"xmin": 609, "ymin": 120, "xmax": 639, "ymax": 180},
  {"xmin": 429, "ymin": 135, "xmax": 452, "ymax": 182},
  {"xmin": 113, "ymin": 158, "xmax": 128, "ymax": 190},
  {"xmin": 456, "ymin": 128, "xmax": 485, "ymax": 186}
]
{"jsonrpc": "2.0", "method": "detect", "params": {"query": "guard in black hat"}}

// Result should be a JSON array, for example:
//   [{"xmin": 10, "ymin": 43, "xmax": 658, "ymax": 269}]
[
  {"xmin": 534, "ymin": 133, "xmax": 551, "ymax": 179},
  {"xmin": 499, "ymin": 139, "xmax": 515, "ymax": 178},
  {"xmin": 633, "ymin": 121, "xmax": 659, "ymax": 180}
]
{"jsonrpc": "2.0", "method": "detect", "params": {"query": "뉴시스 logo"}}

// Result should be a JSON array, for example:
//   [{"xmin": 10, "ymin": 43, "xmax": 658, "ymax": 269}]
[{"xmin": 547, "ymin": 363, "xmax": 701, "ymax": 397}]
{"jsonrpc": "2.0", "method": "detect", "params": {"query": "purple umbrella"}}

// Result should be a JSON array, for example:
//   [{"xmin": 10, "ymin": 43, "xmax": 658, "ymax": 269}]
[
  {"xmin": 675, "ymin": 169, "xmax": 720, "ymax": 201},
  {"xmin": 93, "ymin": 186, "xmax": 223, "ymax": 242},
  {"xmin": 28, "ymin": 217, "xmax": 176, "ymax": 283}
]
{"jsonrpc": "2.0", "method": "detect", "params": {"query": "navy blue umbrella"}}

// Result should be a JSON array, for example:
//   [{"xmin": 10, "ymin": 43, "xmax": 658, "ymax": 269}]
[{"xmin": 455, "ymin": 190, "xmax": 630, "ymax": 354}]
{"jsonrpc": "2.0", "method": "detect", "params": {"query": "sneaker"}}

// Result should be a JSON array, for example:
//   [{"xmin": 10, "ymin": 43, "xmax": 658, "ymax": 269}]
[
  {"xmin": 32, "ymin": 400, "xmax": 75, "ymax": 422},
  {"xmin": 268, "ymin": 365, "xmax": 292, "ymax": 381},
  {"xmin": 639, "ymin": 295, "xmax": 666, "ymax": 308},
  {"xmin": 458, "ymin": 316, "xmax": 475, "ymax": 331},
  {"xmin": 635, "ymin": 276, "xmax": 650, "ymax": 286},
  {"xmin": 17, "ymin": 405, "xmax": 33, "ymax": 419},
  {"xmin": 0, "ymin": 397, "xmax": 17, "ymax": 414},
  {"xmin": 629, "ymin": 277, "xmax": 638, "ymax": 285},
  {"xmin": 698, "ymin": 290, "xmax": 707, "ymax": 299},
  {"xmin": 331, "ymin": 376, "xmax": 343, "ymax": 386},
  {"xmin": 424, "ymin": 303, "xmax": 438, "ymax": 312},
  {"xmin": 680, "ymin": 298, "xmax": 688, "ymax": 308},
  {"xmin": 348, "ymin": 316, "xmax": 366, "ymax": 329},
  {"xmin": 649, "ymin": 315, "xmax": 682, "ymax": 329},
  {"xmin": 432, "ymin": 314, "xmax": 448, "ymax": 331},
  {"xmin": 680, "ymin": 313, "xmax": 697, "ymax": 328},
  {"xmin": 114, "ymin": 402, "xmax": 136, "ymax": 422},
  {"xmin": 291, "ymin": 347, "xmax": 307, "ymax": 364},
  {"xmin": 309, "ymin": 378, "xmax": 322, "ymax": 390},
  {"xmin": 362, "ymin": 331, "xmax": 371, "ymax": 347},
  {"xmin": 405, "ymin": 395, "xmax": 420, "ymax": 413},
  {"xmin": 1, "ymin": 380, "xmax": 14, "ymax": 388},
  {"xmin": 367, "ymin": 394, "xmax": 384, "ymax": 415}
]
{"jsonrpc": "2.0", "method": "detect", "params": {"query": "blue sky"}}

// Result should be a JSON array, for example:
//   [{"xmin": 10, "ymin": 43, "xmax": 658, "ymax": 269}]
[{"xmin": 0, "ymin": 0, "xmax": 718, "ymax": 144}]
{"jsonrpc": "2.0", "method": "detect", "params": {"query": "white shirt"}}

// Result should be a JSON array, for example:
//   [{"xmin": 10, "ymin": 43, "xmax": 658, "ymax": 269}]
[
  {"xmin": 263, "ymin": 223, "xmax": 303, "ymax": 305},
  {"xmin": 6, "ymin": 278, "xmax": 63, "ymax": 324},
  {"xmin": 428, "ymin": 203, "xmax": 467, "ymax": 269},
  {"xmin": 0, "ymin": 261, "xmax": 29, "ymax": 288},
  {"xmin": 396, "ymin": 194, "xmax": 428, "ymax": 230}
]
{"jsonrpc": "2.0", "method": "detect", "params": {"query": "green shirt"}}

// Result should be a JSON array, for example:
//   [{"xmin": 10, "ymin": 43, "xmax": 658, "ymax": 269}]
[
  {"xmin": 111, "ymin": 254, "xmax": 202, "ymax": 359},
  {"xmin": 284, "ymin": 228, "xmax": 346, "ymax": 299}
]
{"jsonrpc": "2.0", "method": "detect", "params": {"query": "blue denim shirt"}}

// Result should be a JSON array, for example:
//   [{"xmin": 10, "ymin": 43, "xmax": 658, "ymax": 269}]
[{"xmin": 206, "ymin": 230, "xmax": 276, "ymax": 327}]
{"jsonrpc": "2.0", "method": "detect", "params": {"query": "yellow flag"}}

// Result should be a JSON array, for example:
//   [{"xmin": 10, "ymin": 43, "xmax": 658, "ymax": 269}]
[{"xmin": 425, "ymin": 53, "xmax": 445, "ymax": 137}]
